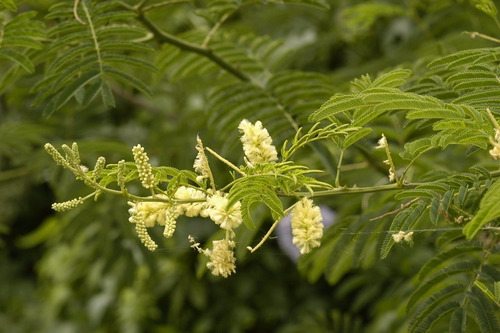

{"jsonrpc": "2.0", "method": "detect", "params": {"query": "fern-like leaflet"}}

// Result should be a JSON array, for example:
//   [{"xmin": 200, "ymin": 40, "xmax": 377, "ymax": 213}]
[
  {"xmin": 0, "ymin": 11, "xmax": 46, "ymax": 92},
  {"xmin": 33, "ymin": 0, "xmax": 157, "ymax": 115},
  {"xmin": 0, "ymin": 0, "xmax": 16, "ymax": 12}
]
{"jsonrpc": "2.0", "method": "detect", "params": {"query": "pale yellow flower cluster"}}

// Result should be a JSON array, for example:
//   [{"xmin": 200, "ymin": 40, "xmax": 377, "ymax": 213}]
[
  {"xmin": 185, "ymin": 191, "xmax": 243, "ymax": 277},
  {"xmin": 375, "ymin": 134, "xmax": 387, "ymax": 150},
  {"xmin": 392, "ymin": 231, "xmax": 414, "ymax": 243},
  {"xmin": 128, "ymin": 186, "xmax": 208, "ymax": 244},
  {"xmin": 128, "ymin": 187, "xmax": 243, "ymax": 266},
  {"xmin": 132, "ymin": 144, "xmax": 156, "ymax": 189},
  {"xmin": 205, "ymin": 238, "xmax": 237, "ymax": 278},
  {"xmin": 128, "ymin": 195, "xmax": 172, "ymax": 227},
  {"xmin": 377, "ymin": 134, "xmax": 397, "ymax": 182},
  {"xmin": 189, "ymin": 236, "xmax": 237, "ymax": 278},
  {"xmin": 206, "ymin": 193, "xmax": 243, "ymax": 231},
  {"xmin": 135, "ymin": 220, "xmax": 158, "ymax": 251},
  {"xmin": 193, "ymin": 135, "xmax": 211, "ymax": 183},
  {"xmin": 290, "ymin": 197, "xmax": 324, "ymax": 254},
  {"xmin": 128, "ymin": 195, "xmax": 176, "ymax": 250},
  {"xmin": 238, "ymin": 119, "xmax": 278, "ymax": 166},
  {"xmin": 174, "ymin": 186, "xmax": 208, "ymax": 217},
  {"xmin": 44, "ymin": 143, "xmax": 70, "ymax": 168},
  {"xmin": 489, "ymin": 129, "xmax": 500, "ymax": 159},
  {"xmin": 52, "ymin": 197, "xmax": 84, "ymax": 212},
  {"xmin": 163, "ymin": 207, "xmax": 178, "ymax": 239}
]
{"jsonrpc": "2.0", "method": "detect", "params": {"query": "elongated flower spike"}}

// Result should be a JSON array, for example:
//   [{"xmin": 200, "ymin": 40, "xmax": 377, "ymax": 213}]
[
  {"xmin": 238, "ymin": 119, "xmax": 278, "ymax": 166},
  {"xmin": 193, "ymin": 135, "xmax": 215, "ymax": 187},
  {"xmin": 290, "ymin": 197, "xmax": 324, "ymax": 254},
  {"xmin": 377, "ymin": 134, "xmax": 398, "ymax": 183},
  {"xmin": 117, "ymin": 160, "xmax": 126, "ymax": 189},
  {"xmin": 127, "ymin": 196, "xmax": 171, "ymax": 228},
  {"xmin": 61, "ymin": 144, "xmax": 78, "ymax": 166},
  {"xmin": 163, "ymin": 207, "xmax": 178, "ymax": 239},
  {"xmin": 132, "ymin": 144, "xmax": 156, "ymax": 190},
  {"xmin": 92, "ymin": 156, "xmax": 106, "ymax": 180},
  {"xmin": 135, "ymin": 220, "xmax": 158, "ymax": 251},
  {"xmin": 174, "ymin": 186, "xmax": 208, "ymax": 217},
  {"xmin": 52, "ymin": 197, "xmax": 84, "ymax": 212},
  {"xmin": 71, "ymin": 142, "xmax": 81, "ymax": 166},
  {"xmin": 44, "ymin": 143, "xmax": 70, "ymax": 168}
]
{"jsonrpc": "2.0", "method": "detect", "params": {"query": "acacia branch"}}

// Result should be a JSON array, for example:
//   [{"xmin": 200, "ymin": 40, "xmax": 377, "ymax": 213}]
[
  {"xmin": 136, "ymin": 13, "xmax": 250, "ymax": 82},
  {"xmin": 286, "ymin": 182, "xmax": 418, "ymax": 197}
]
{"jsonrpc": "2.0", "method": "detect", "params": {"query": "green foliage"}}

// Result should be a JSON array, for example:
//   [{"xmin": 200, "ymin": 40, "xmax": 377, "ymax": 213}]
[
  {"xmin": 463, "ymin": 179, "xmax": 500, "ymax": 239},
  {"xmin": 341, "ymin": 2, "xmax": 409, "ymax": 36},
  {"xmin": 406, "ymin": 240, "xmax": 500, "ymax": 332},
  {"xmin": 33, "ymin": 0, "xmax": 156, "ymax": 115},
  {"xmin": 0, "ymin": 0, "xmax": 16, "ymax": 12},
  {"xmin": 0, "ymin": 11, "xmax": 46, "ymax": 92}
]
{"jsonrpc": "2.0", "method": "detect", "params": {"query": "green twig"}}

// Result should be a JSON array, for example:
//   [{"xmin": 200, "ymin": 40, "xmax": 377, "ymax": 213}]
[
  {"xmin": 247, "ymin": 203, "xmax": 297, "ymax": 253},
  {"xmin": 205, "ymin": 147, "xmax": 247, "ymax": 176},
  {"xmin": 142, "ymin": 0, "xmax": 191, "ymax": 11},
  {"xmin": 335, "ymin": 149, "xmax": 344, "ymax": 188},
  {"xmin": 136, "ymin": 14, "xmax": 250, "ymax": 82},
  {"xmin": 202, "ymin": 11, "xmax": 232, "ymax": 47},
  {"xmin": 465, "ymin": 31, "xmax": 500, "ymax": 44},
  {"xmin": 286, "ymin": 182, "xmax": 413, "ymax": 197}
]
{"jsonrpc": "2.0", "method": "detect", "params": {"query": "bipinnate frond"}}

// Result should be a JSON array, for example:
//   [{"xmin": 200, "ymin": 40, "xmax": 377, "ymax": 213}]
[
  {"xmin": 463, "ymin": 179, "xmax": 500, "ymax": 239},
  {"xmin": 208, "ymin": 70, "xmax": 334, "ymax": 153},
  {"xmin": 0, "ymin": 0, "xmax": 16, "ymax": 12},
  {"xmin": 0, "ymin": 11, "xmax": 46, "ymax": 92},
  {"xmin": 227, "ymin": 162, "xmax": 330, "ymax": 229},
  {"xmin": 32, "ymin": 0, "xmax": 157, "ymax": 115},
  {"xmin": 195, "ymin": 0, "xmax": 330, "ymax": 23},
  {"xmin": 156, "ymin": 31, "xmax": 292, "ymax": 81},
  {"xmin": 406, "ymin": 242, "xmax": 500, "ymax": 332}
]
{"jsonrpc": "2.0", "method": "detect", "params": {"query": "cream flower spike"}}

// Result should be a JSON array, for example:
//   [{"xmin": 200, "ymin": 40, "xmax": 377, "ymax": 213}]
[
  {"xmin": 174, "ymin": 186, "xmax": 208, "ymax": 217},
  {"xmin": 290, "ymin": 197, "xmax": 324, "ymax": 254},
  {"xmin": 127, "ymin": 195, "xmax": 171, "ymax": 227},
  {"xmin": 193, "ymin": 135, "xmax": 212, "ymax": 183},
  {"xmin": 238, "ymin": 119, "xmax": 278, "ymax": 166},
  {"xmin": 132, "ymin": 144, "xmax": 156, "ymax": 189},
  {"xmin": 489, "ymin": 129, "xmax": 500, "ymax": 159}
]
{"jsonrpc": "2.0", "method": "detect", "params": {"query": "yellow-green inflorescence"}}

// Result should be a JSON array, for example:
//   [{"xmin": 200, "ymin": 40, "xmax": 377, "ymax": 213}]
[
  {"xmin": 188, "ymin": 190, "xmax": 243, "ymax": 278},
  {"xmin": 46, "ymin": 120, "xmax": 304, "ymax": 278},
  {"xmin": 44, "ymin": 143, "xmax": 70, "ymax": 168},
  {"xmin": 132, "ymin": 144, "xmax": 156, "ymax": 189},
  {"xmin": 135, "ymin": 220, "xmax": 158, "ymax": 252},
  {"xmin": 52, "ymin": 197, "xmax": 84, "ymax": 212}
]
